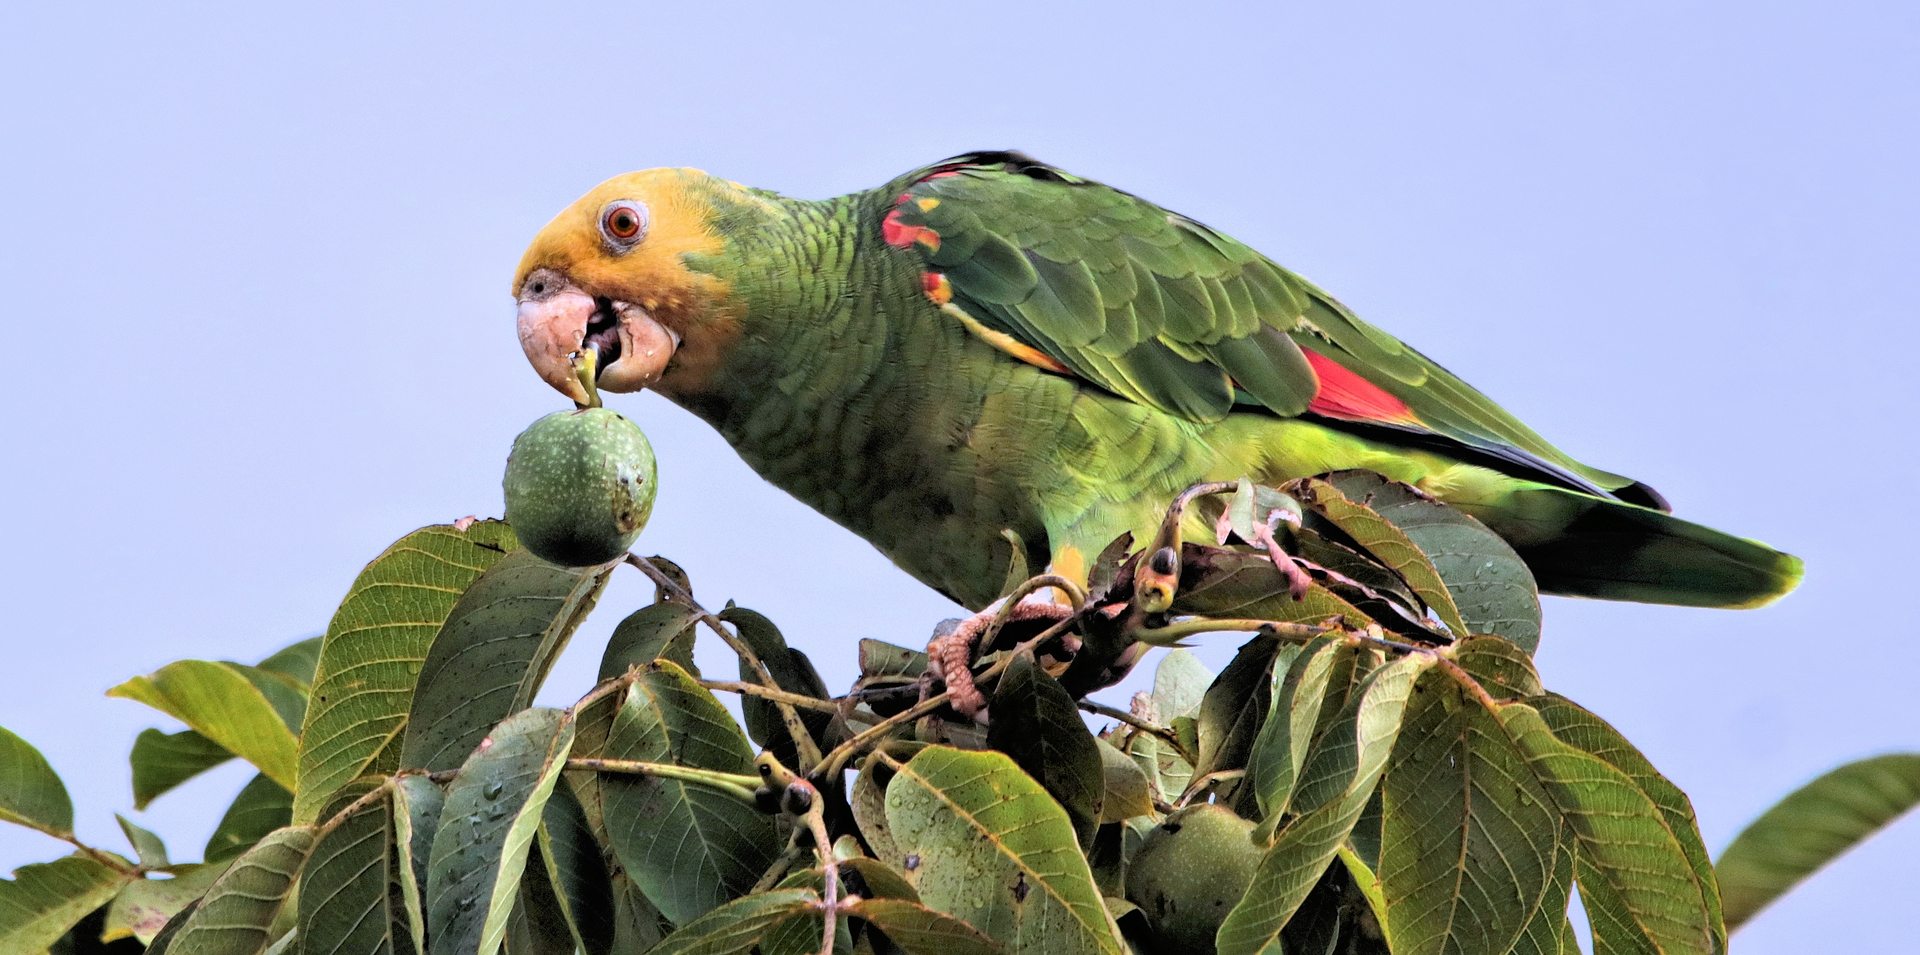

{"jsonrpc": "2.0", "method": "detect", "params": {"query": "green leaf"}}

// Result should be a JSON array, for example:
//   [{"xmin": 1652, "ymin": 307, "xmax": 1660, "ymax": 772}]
[
  {"xmin": 104, "ymin": 863, "xmax": 229, "ymax": 944},
  {"xmin": 426, "ymin": 707, "xmax": 575, "ymax": 955},
  {"xmin": 255, "ymin": 636, "xmax": 325, "ymax": 686},
  {"xmin": 1096, "ymin": 741, "xmax": 1155, "ymax": 823},
  {"xmin": 850, "ymin": 897, "xmax": 1007, "ymax": 955},
  {"xmin": 229, "ymin": 665, "xmax": 311, "ymax": 735},
  {"xmin": 1715, "ymin": 752, "xmax": 1920, "ymax": 932},
  {"xmin": 204, "ymin": 775, "xmax": 294, "ymax": 864},
  {"xmin": 140, "ymin": 899, "xmax": 197, "ymax": 955},
  {"xmin": 1193, "ymin": 634, "xmax": 1285, "ymax": 784},
  {"xmin": 644, "ymin": 888, "xmax": 816, "ymax": 955},
  {"xmin": 0, "ymin": 855, "xmax": 136, "ymax": 954},
  {"xmin": 884, "ymin": 746, "xmax": 1125, "ymax": 955},
  {"xmin": 1245, "ymin": 637, "xmax": 1341, "ymax": 829},
  {"xmin": 1323, "ymin": 470, "xmax": 1541, "ymax": 652},
  {"xmin": 853, "ymin": 749, "xmax": 906, "ymax": 866},
  {"xmin": 840, "ymin": 856, "xmax": 920, "ymax": 903},
  {"xmin": 401, "ymin": 549, "xmax": 611, "ymax": 773},
  {"xmin": 1216, "ymin": 654, "xmax": 1429, "ymax": 955},
  {"xmin": 600, "ymin": 602, "xmax": 701, "ymax": 681},
  {"xmin": 296, "ymin": 781, "xmax": 408, "ymax": 955},
  {"xmin": 1292, "ymin": 476, "xmax": 1471, "ymax": 639},
  {"xmin": 390, "ymin": 774, "xmax": 442, "ymax": 955},
  {"xmin": 1532, "ymin": 693, "xmax": 1723, "ymax": 948},
  {"xmin": 1378, "ymin": 670, "xmax": 1559, "ymax": 955},
  {"xmin": 130, "ymin": 730, "xmax": 233, "ymax": 811},
  {"xmin": 1450, "ymin": 636, "xmax": 1543, "ymax": 700},
  {"xmin": 858, "ymin": 639, "xmax": 929, "ymax": 682},
  {"xmin": 294, "ymin": 521, "xmax": 517, "ymax": 824},
  {"xmin": 601, "ymin": 660, "xmax": 778, "ymax": 924},
  {"xmin": 1150, "ymin": 649, "xmax": 1213, "ymax": 722},
  {"xmin": 115, "ymin": 816, "xmax": 169, "ymax": 869},
  {"xmin": 167, "ymin": 826, "xmax": 315, "ymax": 955},
  {"xmin": 107, "ymin": 662, "xmax": 300, "ymax": 791},
  {"xmin": 1497, "ymin": 703, "xmax": 1716, "ymax": 955},
  {"xmin": 534, "ymin": 777, "xmax": 616, "ymax": 955},
  {"xmin": 1507, "ymin": 819, "xmax": 1578, "ymax": 955},
  {"xmin": 719, "ymin": 607, "xmax": 831, "ymax": 766},
  {"xmin": 988, "ymin": 653, "xmax": 1105, "ymax": 847},
  {"xmin": 0, "ymin": 724, "xmax": 75, "ymax": 837}
]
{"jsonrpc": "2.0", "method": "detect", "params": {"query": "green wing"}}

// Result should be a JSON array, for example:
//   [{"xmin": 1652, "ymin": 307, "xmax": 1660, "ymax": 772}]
[{"xmin": 877, "ymin": 152, "xmax": 1653, "ymax": 504}]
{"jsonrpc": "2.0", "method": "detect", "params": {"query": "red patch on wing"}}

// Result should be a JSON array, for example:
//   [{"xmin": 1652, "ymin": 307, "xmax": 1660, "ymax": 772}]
[
  {"xmin": 1303, "ymin": 349, "xmax": 1421, "ymax": 426},
  {"xmin": 882, "ymin": 209, "xmax": 937, "ymax": 249}
]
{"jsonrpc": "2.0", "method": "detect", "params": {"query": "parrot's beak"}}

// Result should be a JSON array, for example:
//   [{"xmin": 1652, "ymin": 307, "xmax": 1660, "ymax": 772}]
[{"xmin": 517, "ymin": 272, "xmax": 679, "ymax": 404}]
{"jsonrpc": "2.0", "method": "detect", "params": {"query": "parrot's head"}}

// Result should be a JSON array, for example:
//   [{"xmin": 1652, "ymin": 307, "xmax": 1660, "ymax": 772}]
[{"xmin": 513, "ymin": 168, "xmax": 771, "ymax": 404}]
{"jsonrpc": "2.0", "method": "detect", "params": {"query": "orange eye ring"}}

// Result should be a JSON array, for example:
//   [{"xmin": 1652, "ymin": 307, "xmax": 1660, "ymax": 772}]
[{"xmin": 598, "ymin": 200, "xmax": 650, "ymax": 249}]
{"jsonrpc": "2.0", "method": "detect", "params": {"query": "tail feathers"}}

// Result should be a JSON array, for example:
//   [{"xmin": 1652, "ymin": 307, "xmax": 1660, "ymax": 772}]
[{"xmin": 1468, "ymin": 486, "xmax": 1803, "ymax": 609}]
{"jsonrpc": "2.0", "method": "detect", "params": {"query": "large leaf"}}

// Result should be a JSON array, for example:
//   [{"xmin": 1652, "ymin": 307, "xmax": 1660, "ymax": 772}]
[
  {"xmin": 0, "ymin": 725, "xmax": 75, "ymax": 837},
  {"xmin": 1216, "ymin": 654, "xmax": 1429, "ymax": 955},
  {"xmin": 599, "ymin": 603, "xmax": 701, "ymax": 681},
  {"xmin": 105, "ymin": 863, "xmax": 228, "ymax": 944},
  {"xmin": 1450, "ymin": 636, "xmax": 1543, "ymax": 700},
  {"xmin": 1532, "ymin": 694, "xmax": 1722, "ymax": 949},
  {"xmin": 166, "ymin": 826, "xmax": 315, "ymax": 955},
  {"xmin": 390, "ymin": 774, "xmax": 442, "ymax": 955},
  {"xmin": 0, "ymin": 855, "xmax": 136, "ymax": 954},
  {"xmin": 204, "ymin": 775, "xmax": 294, "ymax": 864},
  {"xmin": 1497, "ymin": 703, "xmax": 1716, "ymax": 955},
  {"xmin": 1715, "ymin": 752, "xmax": 1920, "ymax": 932},
  {"xmin": 294, "ymin": 521, "xmax": 516, "ymax": 824},
  {"xmin": 426, "ymin": 707, "xmax": 575, "ymax": 955},
  {"xmin": 849, "ymin": 897, "xmax": 1006, "ymax": 955},
  {"xmin": 297, "ymin": 781, "xmax": 409, "ymax": 955},
  {"xmin": 256, "ymin": 636, "xmax": 326, "ymax": 686},
  {"xmin": 1150, "ymin": 649, "xmax": 1213, "ymax": 721},
  {"xmin": 1379, "ymin": 669, "xmax": 1559, "ymax": 955},
  {"xmin": 1291, "ymin": 476, "xmax": 1471, "ymax": 638},
  {"xmin": 1245, "ymin": 637, "xmax": 1341, "ymax": 827},
  {"xmin": 1323, "ymin": 471, "xmax": 1540, "ymax": 651},
  {"xmin": 107, "ymin": 661, "xmax": 300, "ymax": 791},
  {"xmin": 400, "ymin": 549, "xmax": 610, "ymax": 772},
  {"xmin": 883, "ymin": 746, "xmax": 1124, "ymax": 955},
  {"xmin": 601, "ymin": 660, "xmax": 777, "ymax": 925},
  {"xmin": 533, "ymin": 777, "xmax": 616, "ymax": 955},
  {"xmin": 1507, "ymin": 819, "xmax": 1579, "ymax": 955},
  {"xmin": 1096, "ymin": 741, "xmax": 1155, "ymax": 823},
  {"xmin": 1192, "ymin": 634, "xmax": 1285, "ymax": 784},
  {"xmin": 644, "ymin": 888, "xmax": 816, "ymax": 955},
  {"xmin": 988, "ymin": 653, "xmax": 1105, "ymax": 847},
  {"xmin": 130, "ymin": 730, "xmax": 233, "ymax": 811}
]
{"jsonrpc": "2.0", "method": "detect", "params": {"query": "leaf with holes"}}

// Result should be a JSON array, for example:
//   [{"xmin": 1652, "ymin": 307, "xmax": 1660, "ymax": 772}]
[
  {"xmin": 884, "ymin": 746, "xmax": 1124, "ymax": 955},
  {"xmin": 401, "ymin": 549, "xmax": 610, "ymax": 773},
  {"xmin": 294, "ymin": 521, "xmax": 517, "ymax": 824}
]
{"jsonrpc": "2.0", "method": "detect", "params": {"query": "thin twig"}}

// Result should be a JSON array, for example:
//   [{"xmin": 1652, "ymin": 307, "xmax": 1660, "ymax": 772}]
[
  {"xmin": 315, "ymin": 778, "xmax": 398, "ymax": 844},
  {"xmin": 625, "ymin": 554, "xmax": 823, "ymax": 770},
  {"xmin": 59, "ymin": 835, "xmax": 137, "ymax": 875},
  {"xmin": 1077, "ymin": 699, "xmax": 1181, "ymax": 747},
  {"xmin": 1129, "ymin": 617, "xmax": 1328, "ymax": 645},
  {"xmin": 1175, "ymin": 769, "xmax": 1245, "ymax": 809},
  {"xmin": 565, "ymin": 758, "xmax": 762, "ymax": 804},
  {"xmin": 698, "ymin": 679, "xmax": 841, "ymax": 714}
]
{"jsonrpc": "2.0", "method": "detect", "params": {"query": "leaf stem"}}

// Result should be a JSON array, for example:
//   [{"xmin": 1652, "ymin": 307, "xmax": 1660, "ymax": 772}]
[
  {"xmin": 624, "ymin": 554, "xmax": 823, "ymax": 770},
  {"xmin": 1076, "ymin": 699, "xmax": 1181, "ymax": 748},
  {"xmin": 697, "ymin": 679, "xmax": 841, "ymax": 714},
  {"xmin": 564, "ymin": 758, "xmax": 762, "ymax": 805},
  {"xmin": 1130, "ymin": 617, "xmax": 1328, "ymax": 644}
]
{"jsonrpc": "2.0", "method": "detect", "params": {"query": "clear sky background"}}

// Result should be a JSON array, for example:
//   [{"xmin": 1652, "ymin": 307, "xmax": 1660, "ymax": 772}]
[{"xmin": 3, "ymin": 2, "xmax": 1915, "ymax": 951}]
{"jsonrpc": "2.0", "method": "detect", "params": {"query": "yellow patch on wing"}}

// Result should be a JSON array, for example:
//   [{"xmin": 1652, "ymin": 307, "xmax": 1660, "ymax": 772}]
[
  {"xmin": 916, "ymin": 197, "xmax": 941, "ymax": 212},
  {"xmin": 939, "ymin": 302, "xmax": 1074, "ymax": 375}
]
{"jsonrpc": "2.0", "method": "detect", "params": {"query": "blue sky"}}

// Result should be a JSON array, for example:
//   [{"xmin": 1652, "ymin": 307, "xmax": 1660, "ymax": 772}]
[{"xmin": 2, "ymin": 2, "xmax": 1915, "ymax": 951}]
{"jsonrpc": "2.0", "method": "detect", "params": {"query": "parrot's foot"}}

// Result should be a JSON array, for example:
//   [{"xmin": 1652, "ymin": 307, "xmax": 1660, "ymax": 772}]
[{"xmin": 925, "ymin": 599, "xmax": 1077, "ymax": 721}]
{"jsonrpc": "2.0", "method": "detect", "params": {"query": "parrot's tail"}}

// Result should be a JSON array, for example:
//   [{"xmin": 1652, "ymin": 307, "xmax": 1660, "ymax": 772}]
[{"xmin": 1460, "ymin": 485, "xmax": 1803, "ymax": 609}]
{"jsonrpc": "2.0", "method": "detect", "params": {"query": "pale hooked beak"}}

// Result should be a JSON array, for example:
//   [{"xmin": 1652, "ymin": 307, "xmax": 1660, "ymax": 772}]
[{"xmin": 516, "ymin": 272, "xmax": 679, "ymax": 404}]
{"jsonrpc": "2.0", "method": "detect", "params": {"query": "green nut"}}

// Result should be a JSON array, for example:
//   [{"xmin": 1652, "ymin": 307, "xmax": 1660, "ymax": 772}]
[
  {"xmin": 1125, "ymin": 804, "xmax": 1263, "ymax": 954},
  {"xmin": 503, "ymin": 408, "xmax": 657, "ymax": 567}
]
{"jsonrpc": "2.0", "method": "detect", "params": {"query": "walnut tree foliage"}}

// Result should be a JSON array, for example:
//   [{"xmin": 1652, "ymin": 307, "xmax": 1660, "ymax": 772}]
[{"xmin": 2, "ymin": 473, "xmax": 1912, "ymax": 955}]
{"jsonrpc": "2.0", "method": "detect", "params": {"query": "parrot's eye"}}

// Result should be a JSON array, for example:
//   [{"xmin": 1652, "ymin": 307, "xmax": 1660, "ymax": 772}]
[{"xmin": 599, "ymin": 200, "xmax": 649, "ymax": 251}]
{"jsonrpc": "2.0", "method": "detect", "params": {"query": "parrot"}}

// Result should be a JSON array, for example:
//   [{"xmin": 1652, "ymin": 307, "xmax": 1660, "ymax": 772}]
[{"xmin": 512, "ymin": 151, "xmax": 1801, "ymax": 615}]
